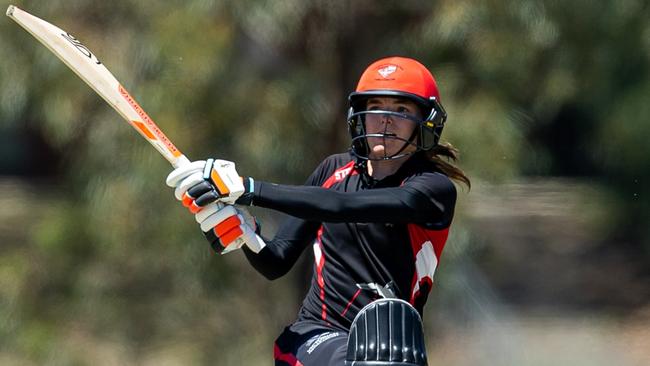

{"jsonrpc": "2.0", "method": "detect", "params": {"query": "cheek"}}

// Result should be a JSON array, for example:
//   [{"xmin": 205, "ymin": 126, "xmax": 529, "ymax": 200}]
[
  {"xmin": 364, "ymin": 118, "xmax": 383, "ymax": 132},
  {"xmin": 396, "ymin": 122, "xmax": 417, "ymax": 137}
]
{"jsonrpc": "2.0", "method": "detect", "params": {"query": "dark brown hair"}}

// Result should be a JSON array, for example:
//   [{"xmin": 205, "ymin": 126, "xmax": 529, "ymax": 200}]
[{"xmin": 425, "ymin": 142, "xmax": 471, "ymax": 189}]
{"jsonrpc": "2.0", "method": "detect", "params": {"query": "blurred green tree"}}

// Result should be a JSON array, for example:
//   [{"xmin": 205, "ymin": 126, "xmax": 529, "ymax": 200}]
[{"xmin": 0, "ymin": 0, "xmax": 648, "ymax": 364}]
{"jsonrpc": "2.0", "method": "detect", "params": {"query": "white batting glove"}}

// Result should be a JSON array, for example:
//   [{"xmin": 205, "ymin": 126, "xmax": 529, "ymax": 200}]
[
  {"xmin": 166, "ymin": 158, "xmax": 245, "ymax": 212},
  {"xmin": 195, "ymin": 203, "xmax": 266, "ymax": 254}
]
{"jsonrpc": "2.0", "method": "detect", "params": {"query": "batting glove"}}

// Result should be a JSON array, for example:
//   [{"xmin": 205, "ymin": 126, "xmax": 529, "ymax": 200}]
[
  {"xmin": 195, "ymin": 202, "xmax": 266, "ymax": 254},
  {"xmin": 166, "ymin": 158, "xmax": 247, "ymax": 213}
]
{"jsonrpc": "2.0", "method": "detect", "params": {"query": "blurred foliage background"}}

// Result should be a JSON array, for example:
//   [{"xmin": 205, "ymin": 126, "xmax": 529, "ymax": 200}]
[{"xmin": 1, "ymin": 0, "xmax": 649, "ymax": 365}]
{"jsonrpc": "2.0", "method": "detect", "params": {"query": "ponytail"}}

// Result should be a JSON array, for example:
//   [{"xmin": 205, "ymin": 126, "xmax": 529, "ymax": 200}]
[{"xmin": 425, "ymin": 142, "xmax": 471, "ymax": 189}]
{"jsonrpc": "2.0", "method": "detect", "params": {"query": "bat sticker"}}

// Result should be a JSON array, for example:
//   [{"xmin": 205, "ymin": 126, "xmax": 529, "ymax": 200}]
[{"xmin": 61, "ymin": 32, "xmax": 102, "ymax": 65}]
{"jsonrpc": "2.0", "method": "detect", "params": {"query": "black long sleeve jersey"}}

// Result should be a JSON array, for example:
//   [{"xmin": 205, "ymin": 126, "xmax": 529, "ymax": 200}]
[{"xmin": 243, "ymin": 152, "xmax": 457, "ymax": 332}]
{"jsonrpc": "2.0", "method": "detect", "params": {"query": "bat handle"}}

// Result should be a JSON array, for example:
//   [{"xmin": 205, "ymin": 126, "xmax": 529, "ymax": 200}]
[{"xmin": 173, "ymin": 154, "xmax": 192, "ymax": 168}]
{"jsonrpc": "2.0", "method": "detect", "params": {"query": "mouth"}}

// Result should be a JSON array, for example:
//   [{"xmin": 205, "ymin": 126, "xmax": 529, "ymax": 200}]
[{"xmin": 369, "ymin": 132, "xmax": 397, "ymax": 138}]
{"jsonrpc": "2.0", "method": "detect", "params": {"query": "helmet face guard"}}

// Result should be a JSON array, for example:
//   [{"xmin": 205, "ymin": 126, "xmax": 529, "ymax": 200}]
[{"xmin": 347, "ymin": 93, "xmax": 447, "ymax": 161}]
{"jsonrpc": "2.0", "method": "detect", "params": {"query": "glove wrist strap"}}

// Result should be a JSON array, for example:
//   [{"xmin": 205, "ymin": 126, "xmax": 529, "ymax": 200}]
[
  {"xmin": 236, "ymin": 176, "xmax": 255, "ymax": 206},
  {"xmin": 203, "ymin": 158, "xmax": 215, "ymax": 179}
]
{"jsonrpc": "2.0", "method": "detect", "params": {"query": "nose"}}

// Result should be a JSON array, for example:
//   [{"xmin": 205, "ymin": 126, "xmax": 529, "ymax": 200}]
[{"xmin": 381, "ymin": 113, "xmax": 393, "ymax": 125}]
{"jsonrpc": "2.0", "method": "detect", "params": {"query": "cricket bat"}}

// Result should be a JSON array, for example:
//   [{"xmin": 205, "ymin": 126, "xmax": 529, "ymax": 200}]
[
  {"xmin": 6, "ymin": 5, "xmax": 190, "ymax": 168},
  {"xmin": 5, "ymin": 6, "xmax": 270, "ymax": 254}
]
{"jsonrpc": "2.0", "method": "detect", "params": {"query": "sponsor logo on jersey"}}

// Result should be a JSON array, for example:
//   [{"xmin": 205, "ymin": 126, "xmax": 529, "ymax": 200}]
[
  {"xmin": 334, "ymin": 166, "xmax": 352, "ymax": 181},
  {"xmin": 322, "ymin": 161, "xmax": 357, "ymax": 189}
]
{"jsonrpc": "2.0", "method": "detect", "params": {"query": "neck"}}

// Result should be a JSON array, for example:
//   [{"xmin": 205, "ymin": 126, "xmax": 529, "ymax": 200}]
[{"xmin": 367, "ymin": 156, "xmax": 409, "ymax": 180}]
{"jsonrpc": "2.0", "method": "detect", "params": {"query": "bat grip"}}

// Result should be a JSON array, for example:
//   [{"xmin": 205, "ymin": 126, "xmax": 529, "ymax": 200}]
[{"xmin": 173, "ymin": 154, "xmax": 192, "ymax": 168}]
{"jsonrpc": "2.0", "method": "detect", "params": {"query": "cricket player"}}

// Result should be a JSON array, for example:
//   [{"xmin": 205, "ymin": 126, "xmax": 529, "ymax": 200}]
[{"xmin": 167, "ymin": 56, "xmax": 470, "ymax": 365}]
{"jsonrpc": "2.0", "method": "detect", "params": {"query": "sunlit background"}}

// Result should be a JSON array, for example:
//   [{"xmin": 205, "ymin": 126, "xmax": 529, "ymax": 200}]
[{"xmin": 1, "ymin": 1, "xmax": 649, "ymax": 365}]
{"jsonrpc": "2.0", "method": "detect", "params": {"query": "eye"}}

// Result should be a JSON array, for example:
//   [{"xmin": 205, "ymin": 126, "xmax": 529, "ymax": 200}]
[
  {"xmin": 397, "ymin": 106, "xmax": 412, "ymax": 114},
  {"xmin": 367, "ymin": 104, "xmax": 381, "ymax": 111}
]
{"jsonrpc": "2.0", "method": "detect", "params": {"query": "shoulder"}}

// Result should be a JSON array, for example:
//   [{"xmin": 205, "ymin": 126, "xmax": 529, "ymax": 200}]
[
  {"xmin": 403, "ymin": 167, "xmax": 457, "ymax": 227},
  {"xmin": 403, "ymin": 167, "xmax": 457, "ymax": 200},
  {"xmin": 321, "ymin": 152, "xmax": 356, "ymax": 168},
  {"xmin": 317, "ymin": 152, "xmax": 356, "ymax": 175},
  {"xmin": 306, "ymin": 152, "xmax": 356, "ymax": 186}
]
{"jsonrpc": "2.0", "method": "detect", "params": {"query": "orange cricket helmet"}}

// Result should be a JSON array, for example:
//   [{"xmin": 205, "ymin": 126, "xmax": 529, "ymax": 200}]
[{"xmin": 347, "ymin": 56, "xmax": 447, "ymax": 160}]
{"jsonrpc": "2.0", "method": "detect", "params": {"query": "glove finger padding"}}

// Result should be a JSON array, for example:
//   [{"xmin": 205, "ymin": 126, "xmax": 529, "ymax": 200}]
[
  {"xmin": 195, "ymin": 190, "xmax": 222, "ymax": 207},
  {"xmin": 166, "ymin": 160, "xmax": 206, "ymax": 188},
  {"xmin": 205, "ymin": 222, "xmax": 263, "ymax": 254},
  {"xmin": 187, "ymin": 181, "xmax": 221, "ymax": 207},
  {"xmin": 203, "ymin": 212, "xmax": 247, "ymax": 253},
  {"xmin": 198, "ymin": 205, "xmax": 266, "ymax": 254},
  {"xmin": 194, "ymin": 202, "xmax": 223, "ymax": 224},
  {"xmin": 199, "ymin": 205, "xmax": 239, "ymax": 232},
  {"xmin": 174, "ymin": 171, "xmax": 204, "ymax": 201},
  {"xmin": 222, "ymin": 229, "xmax": 266, "ymax": 254}
]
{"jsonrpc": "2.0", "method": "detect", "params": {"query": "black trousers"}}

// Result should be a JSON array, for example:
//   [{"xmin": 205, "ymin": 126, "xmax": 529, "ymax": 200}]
[{"xmin": 274, "ymin": 322, "xmax": 348, "ymax": 366}]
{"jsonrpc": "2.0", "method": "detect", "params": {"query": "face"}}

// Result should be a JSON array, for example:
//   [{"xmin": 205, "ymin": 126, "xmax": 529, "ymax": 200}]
[{"xmin": 364, "ymin": 97, "xmax": 422, "ymax": 159}]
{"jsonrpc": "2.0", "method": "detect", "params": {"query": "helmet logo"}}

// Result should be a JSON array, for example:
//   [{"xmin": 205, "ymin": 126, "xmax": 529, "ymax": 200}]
[{"xmin": 377, "ymin": 64, "xmax": 397, "ymax": 78}]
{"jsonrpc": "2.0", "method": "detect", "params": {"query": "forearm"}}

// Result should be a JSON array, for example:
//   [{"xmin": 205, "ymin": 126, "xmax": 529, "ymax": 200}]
[
  {"xmin": 242, "ymin": 245, "xmax": 291, "ymax": 281},
  {"xmin": 250, "ymin": 181, "xmax": 451, "ymax": 223},
  {"xmin": 241, "ymin": 215, "xmax": 317, "ymax": 279}
]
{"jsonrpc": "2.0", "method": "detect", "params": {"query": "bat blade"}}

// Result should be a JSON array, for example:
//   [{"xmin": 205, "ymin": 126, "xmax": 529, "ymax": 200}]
[{"xmin": 6, "ymin": 5, "xmax": 189, "ymax": 168}]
